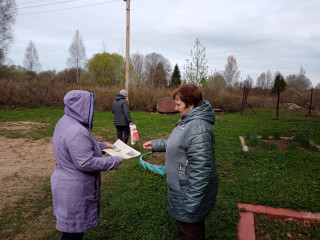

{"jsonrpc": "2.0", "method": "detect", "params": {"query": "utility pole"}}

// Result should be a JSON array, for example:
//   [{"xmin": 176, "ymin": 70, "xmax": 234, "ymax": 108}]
[{"xmin": 124, "ymin": 0, "xmax": 130, "ymax": 95}]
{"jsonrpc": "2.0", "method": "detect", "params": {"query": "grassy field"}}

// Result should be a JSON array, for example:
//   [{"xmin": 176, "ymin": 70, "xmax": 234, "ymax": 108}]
[{"xmin": 0, "ymin": 107, "xmax": 319, "ymax": 239}]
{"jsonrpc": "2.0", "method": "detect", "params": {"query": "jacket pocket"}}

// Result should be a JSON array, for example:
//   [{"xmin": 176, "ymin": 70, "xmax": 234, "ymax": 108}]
[
  {"xmin": 85, "ymin": 198, "xmax": 99, "ymax": 218},
  {"xmin": 178, "ymin": 164, "xmax": 189, "ymax": 188}
]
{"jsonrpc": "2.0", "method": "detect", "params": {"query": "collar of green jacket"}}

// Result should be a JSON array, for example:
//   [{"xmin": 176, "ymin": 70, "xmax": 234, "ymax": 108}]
[{"xmin": 178, "ymin": 100, "xmax": 215, "ymax": 126}]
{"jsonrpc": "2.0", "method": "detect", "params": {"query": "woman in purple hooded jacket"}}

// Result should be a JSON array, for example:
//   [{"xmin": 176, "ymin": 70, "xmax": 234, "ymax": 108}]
[{"xmin": 51, "ymin": 90, "xmax": 123, "ymax": 240}]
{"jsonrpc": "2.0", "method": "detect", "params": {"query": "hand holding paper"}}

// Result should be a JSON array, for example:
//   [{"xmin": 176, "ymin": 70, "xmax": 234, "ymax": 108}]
[{"xmin": 103, "ymin": 139, "xmax": 141, "ymax": 159}]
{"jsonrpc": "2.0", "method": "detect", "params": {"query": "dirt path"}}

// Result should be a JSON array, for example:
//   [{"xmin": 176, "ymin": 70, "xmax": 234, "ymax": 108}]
[{"xmin": 0, "ymin": 122, "xmax": 56, "ymax": 210}]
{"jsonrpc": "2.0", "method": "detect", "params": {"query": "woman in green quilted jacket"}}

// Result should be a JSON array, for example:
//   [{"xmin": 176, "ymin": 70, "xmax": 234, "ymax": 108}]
[{"xmin": 143, "ymin": 84, "xmax": 218, "ymax": 240}]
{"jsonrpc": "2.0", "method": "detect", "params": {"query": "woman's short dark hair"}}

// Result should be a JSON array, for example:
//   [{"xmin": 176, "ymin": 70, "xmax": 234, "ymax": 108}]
[{"xmin": 173, "ymin": 84, "xmax": 204, "ymax": 108}]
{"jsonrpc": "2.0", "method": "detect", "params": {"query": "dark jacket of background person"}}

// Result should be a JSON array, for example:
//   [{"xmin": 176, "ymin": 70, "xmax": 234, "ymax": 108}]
[
  {"xmin": 51, "ymin": 90, "xmax": 121, "ymax": 233},
  {"xmin": 111, "ymin": 93, "xmax": 132, "ymax": 126},
  {"xmin": 152, "ymin": 100, "xmax": 218, "ymax": 223}
]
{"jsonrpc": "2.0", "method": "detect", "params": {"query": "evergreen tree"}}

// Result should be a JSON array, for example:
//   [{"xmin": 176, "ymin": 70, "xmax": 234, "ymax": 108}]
[
  {"xmin": 271, "ymin": 73, "xmax": 286, "ymax": 120},
  {"xmin": 170, "ymin": 64, "xmax": 181, "ymax": 87}
]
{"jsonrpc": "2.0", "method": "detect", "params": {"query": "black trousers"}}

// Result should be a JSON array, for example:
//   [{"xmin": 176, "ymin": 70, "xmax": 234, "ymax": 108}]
[
  {"xmin": 116, "ymin": 125, "xmax": 130, "ymax": 144},
  {"xmin": 60, "ymin": 232, "xmax": 84, "ymax": 240},
  {"xmin": 176, "ymin": 220, "xmax": 205, "ymax": 240}
]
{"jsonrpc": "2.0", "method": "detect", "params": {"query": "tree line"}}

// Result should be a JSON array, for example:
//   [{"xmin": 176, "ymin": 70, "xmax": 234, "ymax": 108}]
[{"xmin": 1, "ymin": 0, "xmax": 319, "ymax": 92}]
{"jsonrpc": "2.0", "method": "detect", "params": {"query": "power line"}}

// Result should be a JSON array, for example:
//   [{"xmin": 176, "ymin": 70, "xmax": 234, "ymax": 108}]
[
  {"xmin": 18, "ymin": 0, "xmax": 83, "ymax": 9},
  {"xmin": 18, "ymin": 0, "xmax": 79, "ymax": 6},
  {"xmin": 19, "ymin": 0, "xmax": 67, "ymax": 5},
  {"xmin": 18, "ymin": 0, "xmax": 122, "ymax": 16}
]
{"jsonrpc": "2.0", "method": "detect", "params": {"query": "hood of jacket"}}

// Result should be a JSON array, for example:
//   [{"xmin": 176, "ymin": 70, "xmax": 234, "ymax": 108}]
[
  {"xmin": 115, "ymin": 93, "xmax": 126, "ymax": 101},
  {"xmin": 63, "ymin": 90, "xmax": 95, "ymax": 129},
  {"xmin": 179, "ymin": 100, "xmax": 215, "ymax": 126}
]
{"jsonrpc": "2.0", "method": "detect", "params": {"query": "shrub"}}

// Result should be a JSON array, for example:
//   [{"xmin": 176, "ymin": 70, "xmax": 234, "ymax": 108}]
[
  {"xmin": 245, "ymin": 131, "xmax": 254, "ymax": 140},
  {"xmin": 293, "ymin": 133, "xmax": 311, "ymax": 149},
  {"xmin": 260, "ymin": 131, "xmax": 270, "ymax": 140},
  {"xmin": 245, "ymin": 132, "xmax": 259, "ymax": 147},
  {"xmin": 1, "ymin": 76, "xmax": 319, "ymax": 112},
  {"xmin": 272, "ymin": 131, "xmax": 281, "ymax": 140},
  {"xmin": 129, "ymin": 87, "xmax": 173, "ymax": 111},
  {"xmin": 287, "ymin": 142, "xmax": 298, "ymax": 150},
  {"xmin": 203, "ymin": 88, "xmax": 242, "ymax": 112},
  {"xmin": 259, "ymin": 141, "xmax": 278, "ymax": 150}
]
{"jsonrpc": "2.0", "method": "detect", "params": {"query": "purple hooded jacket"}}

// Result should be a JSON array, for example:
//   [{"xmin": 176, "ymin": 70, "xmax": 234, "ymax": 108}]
[{"xmin": 51, "ymin": 90, "xmax": 120, "ymax": 233}]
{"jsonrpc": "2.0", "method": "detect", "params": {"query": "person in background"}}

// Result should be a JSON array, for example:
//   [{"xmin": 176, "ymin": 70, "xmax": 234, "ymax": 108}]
[
  {"xmin": 51, "ymin": 90, "xmax": 124, "ymax": 240},
  {"xmin": 111, "ymin": 89, "xmax": 132, "ymax": 144},
  {"xmin": 143, "ymin": 84, "xmax": 218, "ymax": 240}
]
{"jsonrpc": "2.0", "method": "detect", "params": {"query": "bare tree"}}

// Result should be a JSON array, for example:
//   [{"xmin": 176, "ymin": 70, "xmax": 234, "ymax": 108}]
[
  {"xmin": 130, "ymin": 52, "xmax": 145, "ymax": 86},
  {"xmin": 256, "ymin": 72, "xmax": 267, "ymax": 89},
  {"xmin": 223, "ymin": 55, "xmax": 240, "ymax": 89},
  {"xmin": 297, "ymin": 66, "xmax": 312, "ymax": 90},
  {"xmin": 0, "ymin": 0, "xmax": 17, "ymax": 64},
  {"xmin": 286, "ymin": 74, "xmax": 299, "ymax": 89},
  {"xmin": 145, "ymin": 52, "xmax": 171, "ymax": 87},
  {"xmin": 23, "ymin": 40, "xmax": 41, "ymax": 72},
  {"xmin": 67, "ymin": 29, "xmax": 87, "ymax": 83},
  {"xmin": 243, "ymin": 75, "xmax": 253, "ymax": 88},
  {"xmin": 154, "ymin": 62, "xmax": 167, "ymax": 88},
  {"xmin": 183, "ymin": 38, "xmax": 209, "ymax": 86},
  {"xmin": 266, "ymin": 70, "xmax": 273, "ymax": 89},
  {"xmin": 286, "ymin": 67, "xmax": 312, "ymax": 90}
]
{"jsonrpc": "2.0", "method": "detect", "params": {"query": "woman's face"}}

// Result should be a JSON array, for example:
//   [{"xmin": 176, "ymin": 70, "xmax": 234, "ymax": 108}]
[{"xmin": 175, "ymin": 96, "xmax": 194, "ymax": 117}]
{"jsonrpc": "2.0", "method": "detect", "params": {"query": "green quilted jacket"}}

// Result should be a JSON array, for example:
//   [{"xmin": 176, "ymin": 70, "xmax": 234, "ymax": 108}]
[{"xmin": 152, "ymin": 100, "xmax": 218, "ymax": 223}]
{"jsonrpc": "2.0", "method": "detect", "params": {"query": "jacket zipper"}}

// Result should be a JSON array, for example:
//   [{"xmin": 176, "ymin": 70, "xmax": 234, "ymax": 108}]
[
  {"xmin": 94, "ymin": 174, "xmax": 98, "ymax": 198},
  {"xmin": 185, "ymin": 159, "xmax": 188, "ymax": 174}
]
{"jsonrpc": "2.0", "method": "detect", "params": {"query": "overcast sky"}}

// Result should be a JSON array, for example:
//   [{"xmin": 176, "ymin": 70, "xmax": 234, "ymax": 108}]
[{"xmin": 8, "ymin": 0, "xmax": 320, "ymax": 87}]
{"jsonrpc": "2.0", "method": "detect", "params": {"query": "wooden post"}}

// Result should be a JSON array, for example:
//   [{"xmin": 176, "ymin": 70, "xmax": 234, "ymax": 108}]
[
  {"xmin": 276, "ymin": 92, "xmax": 280, "ymax": 120},
  {"xmin": 309, "ymin": 88, "xmax": 314, "ymax": 115},
  {"xmin": 240, "ymin": 86, "xmax": 256, "ymax": 116},
  {"xmin": 240, "ymin": 86, "xmax": 246, "ymax": 116},
  {"xmin": 124, "ymin": 0, "xmax": 130, "ymax": 99}
]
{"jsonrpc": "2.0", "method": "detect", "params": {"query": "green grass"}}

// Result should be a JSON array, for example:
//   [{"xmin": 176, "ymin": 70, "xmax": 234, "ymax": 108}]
[
  {"xmin": 260, "ymin": 131, "xmax": 270, "ymax": 140},
  {"xmin": 0, "ymin": 175, "xmax": 57, "ymax": 239},
  {"xmin": 0, "ymin": 107, "xmax": 319, "ymax": 239},
  {"xmin": 272, "ymin": 131, "xmax": 281, "ymax": 140},
  {"xmin": 259, "ymin": 141, "xmax": 278, "ymax": 150},
  {"xmin": 245, "ymin": 131, "xmax": 259, "ymax": 147},
  {"xmin": 287, "ymin": 142, "xmax": 298, "ymax": 150},
  {"xmin": 0, "ymin": 107, "xmax": 62, "ymax": 139},
  {"xmin": 293, "ymin": 132, "xmax": 312, "ymax": 149},
  {"xmin": 255, "ymin": 214, "xmax": 320, "ymax": 239}
]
